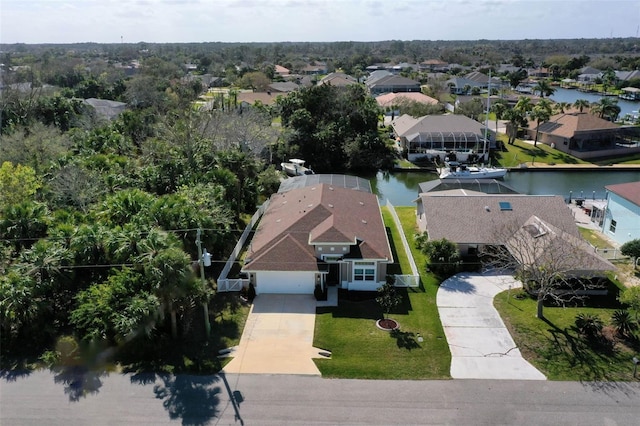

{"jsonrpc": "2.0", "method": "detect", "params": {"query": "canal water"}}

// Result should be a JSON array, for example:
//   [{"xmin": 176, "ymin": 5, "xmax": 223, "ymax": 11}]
[
  {"xmin": 372, "ymin": 170, "xmax": 640, "ymax": 206},
  {"xmin": 550, "ymin": 87, "xmax": 638, "ymax": 118}
]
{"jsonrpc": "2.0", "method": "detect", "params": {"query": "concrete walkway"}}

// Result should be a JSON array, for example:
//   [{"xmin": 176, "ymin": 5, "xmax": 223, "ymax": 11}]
[
  {"xmin": 221, "ymin": 294, "xmax": 333, "ymax": 375},
  {"xmin": 437, "ymin": 273, "xmax": 546, "ymax": 380}
]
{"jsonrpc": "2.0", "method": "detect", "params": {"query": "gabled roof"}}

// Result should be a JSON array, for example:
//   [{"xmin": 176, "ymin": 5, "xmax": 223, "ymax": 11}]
[
  {"xmin": 507, "ymin": 215, "xmax": 614, "ymax": 274},
  {"xmin": 319, "ymin": 72, "xmax": 358, "ymax": 86},
  {"xmin": 580, "ymin": 66, "xmax": 601, "ymax": 75},
  {"xmin": 237, "ymin": 91, "xmax": 280, "ymax": 106},
  {"xmin": 417, "ymin": 194, "xmax": 579, "ymax": 245},
  {"xmin": 376, "ymin": 92, "xmax": 438, "ymax": 108},
  {"xmin": 244, "ymin": 183, "xmax": 391, "ymax": 272},
  {"xmin": 275, "ymin": 64, "xmax": 290, "ymax": 75},
  {"xmin": 531, "ymin": 112, "xmax": 619, "ymax": 138},
  {"xmin": 605, "ymin": 181, "xmax": 640, "ymax": 207}
]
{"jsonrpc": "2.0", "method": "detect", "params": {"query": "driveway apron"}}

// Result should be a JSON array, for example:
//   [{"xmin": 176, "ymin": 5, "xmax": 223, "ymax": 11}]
[
  {"xmin": 437, "ymin": 273, "xmax": 546, "ymax": 380},
  {"xmin": 222, "ymin": 294, "xmax": 325, "ymax": 375}
]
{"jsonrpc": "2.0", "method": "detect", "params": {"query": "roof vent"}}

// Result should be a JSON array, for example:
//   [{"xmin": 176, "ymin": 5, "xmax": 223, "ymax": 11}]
[
  {"xmin": 329, "ymin": 187, "xmax": 334, "ymax": 190},
  {"xmin": 484, "ymin": 206, "xmax": 490, "ymax": 212},
  {"xmin": 308, "ymin": 204, "xmax": 313, "ymax": 207},
  {"xmin": 328, "ymin": 203, "xmax": 334, "ymax": 208},
  {"xmin": 362, "ymin": 219, "xmax": 367, "ymax": 224},
  {"xmin": 359, "ymin": 201, "xmax": 364, "ymax": 205}
]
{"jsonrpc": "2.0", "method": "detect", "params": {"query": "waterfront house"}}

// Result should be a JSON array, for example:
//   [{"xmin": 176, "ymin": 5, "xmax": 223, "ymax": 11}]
[
  {"xmin": 242, "ymin": 175, "xmax": 392, "ymax": 294},
  {"xmin": 524, "ymin": 111, "xmax": 640, "ymax": 160},
  {"xmin": 416, "ymin": 192, "xmax": 614, "ymax": 275},
  {"xmin": 602, "ymin": 181, "xmax": 640, "ymax": 246},
  {"xmin": 391, "ymin": 114, "xmax": 494, "ymax": 162}
]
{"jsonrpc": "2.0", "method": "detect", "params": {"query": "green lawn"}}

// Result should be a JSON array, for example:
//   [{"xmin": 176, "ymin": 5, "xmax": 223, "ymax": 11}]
[
  {"xmin": 494, "ymin": 285, "xmax": 640, "ymax": 381},
  {"xmin": 579, "ymin": 227, "xmax": 614, "ymax": 249},
  {"xmin": 313, "ymin": 206, "xmax": 451, "ymax": 379},
  {"xmin": 493, "ymin": 135, "xmax": 590, "ymax": 167}
]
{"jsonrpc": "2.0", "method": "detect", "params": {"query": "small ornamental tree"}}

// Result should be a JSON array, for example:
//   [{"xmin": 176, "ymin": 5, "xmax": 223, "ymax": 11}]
[
  {"xmin": 376, "ymin": 276, "xmax": 402, "ymax": 319},
  {"xmin": 620, "ymin": 239, "xmax": 640, "ymax": 269}
]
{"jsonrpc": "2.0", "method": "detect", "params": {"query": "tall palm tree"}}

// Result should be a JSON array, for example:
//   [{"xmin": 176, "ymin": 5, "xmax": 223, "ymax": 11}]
[
  {"xmin": 573, "ymin": 99, "xmax": 590, "ymax": 113},
  {"xmin": 502, "ymin": 108, "xmax": 527, "ymax": 145},
  {"xmin": 530, "ymin": 99, "xmax": 553, "ymax": 147},
  {"xmin": 590, "ymin": 97, "xmax": 622, "ymax": 122},
  {"xmin": 490, "ymin": 100, "xmax": 508, "ymax": 134},
  {"xmin": 515, "ymin": 96, "xmax": 533, "ymax": 114},
  {"xmin": 532, "ymin": 80, "xmax": 556, "ymax": 98}
]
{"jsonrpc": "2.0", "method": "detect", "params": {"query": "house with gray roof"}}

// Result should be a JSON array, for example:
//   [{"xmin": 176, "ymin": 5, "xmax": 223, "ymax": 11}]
[
  {"xmin": 416, "ymin": 192, "xmax": 613, "ymax": 275},
  {"xmin": 365, "ymin": 74, "xmax": 421, "ymax": 96},
  {"xmin": 242, "ymin": 176, "xmax": 392, "ymax": 294},
  {"xmin": 391, "ymin": 114, "xmax": 494, "ymax": 162},
  {"xmin": 83, "ymin": 98, "xmax": 127, "ymax": 121}
]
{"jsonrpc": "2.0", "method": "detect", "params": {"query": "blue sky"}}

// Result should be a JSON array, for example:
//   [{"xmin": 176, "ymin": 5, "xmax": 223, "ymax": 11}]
[{"xmin": 2, "ymin": 0, "xmax": 639, "ymax": 44}]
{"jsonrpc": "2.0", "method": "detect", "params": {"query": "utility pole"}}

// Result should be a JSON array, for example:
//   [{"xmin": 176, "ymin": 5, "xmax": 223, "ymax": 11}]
[{"xmin": 197, "ymin": 228, "xmax": 211, "ymax": 337}]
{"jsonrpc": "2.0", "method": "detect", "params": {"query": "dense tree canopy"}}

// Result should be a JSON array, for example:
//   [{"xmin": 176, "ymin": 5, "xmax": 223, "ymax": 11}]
[{"xmin": 278, "ymin": 84, "xmax": 394, "ymax": 172}]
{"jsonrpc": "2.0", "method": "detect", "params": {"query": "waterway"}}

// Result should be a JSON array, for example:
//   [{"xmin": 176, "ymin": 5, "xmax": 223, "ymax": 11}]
[
  {"xmin": 371, "ymin": 169, "xmax": 640, "ymax": 206},
  {"xmin": 549, "ymin": 87, "xmax": 638, "ymax": 118}
]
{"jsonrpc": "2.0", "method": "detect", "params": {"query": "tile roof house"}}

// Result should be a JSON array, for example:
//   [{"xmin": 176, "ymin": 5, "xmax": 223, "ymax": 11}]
[
  {"xmin": 602, "ymin": 181, "xmax": 640, "ymax": 246},
  {"xmin": 319, "ymin": 72, "xmax": 358, "ymax": 87},
  {"xmin": 242, "ymin": 177, "xmax": 392, "ymax": 294},
  {"xmin": 416, "ymin": 193, "xmax": 613, "ymax": 275},
  {"xmin": 237, "ymin": 91, "xmax": 281, "ymax": 108},
  {"xmin": 375, "ymin": 92, "xmax": 438, "ymax": 109},
  {"xmin": 524, "ymin": 112, "xmax": 640, "ymax": 160},
  {"xmin": 391, "ymin": 114, "xmax": 494, "ymax": 162}
]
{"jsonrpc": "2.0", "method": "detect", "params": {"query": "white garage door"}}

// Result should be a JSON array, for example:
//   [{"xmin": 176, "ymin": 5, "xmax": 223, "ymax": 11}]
[{"xmin": 255, "ymin": 271, "xmax": 316, "ymax": 294}]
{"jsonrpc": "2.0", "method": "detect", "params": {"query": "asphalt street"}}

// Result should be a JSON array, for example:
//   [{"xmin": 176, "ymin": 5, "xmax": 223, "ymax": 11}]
[{"xmin": 2, "ymin": 370, "xmax": 640, "ymax": 425}]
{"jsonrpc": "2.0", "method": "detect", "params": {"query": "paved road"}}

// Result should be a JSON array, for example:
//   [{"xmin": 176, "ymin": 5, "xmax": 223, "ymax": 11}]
[{"xmin": 2, "ymin": 370, "xmax": 640, "ymax": 425}]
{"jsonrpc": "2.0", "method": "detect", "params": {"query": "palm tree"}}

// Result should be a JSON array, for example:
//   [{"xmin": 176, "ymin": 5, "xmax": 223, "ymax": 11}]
[
  {"xmin": 590, "ymin": 97, "xmax": 621, "ymax": 122},
  {"xmin": 502, "ymin": 108, "xmax": 527, "ymax": 145},
  {"xmin": 490, "ymin": 101, "xmax": 508, "ymax": 142},
  {"xmin": 532, "ymin": 80, "xmax": 556, "ymax": 98},
  {"xmin": 573, "ymin": 99, "xmax": 590, "ymax": 113},
  {"xmin": 554, "ymin": 102, "xmax": 571, "ymax": 114},
  {"xmin": 530, "ymin": 99, "xmax": 553, "ymax": 147},
  {"xmin": 514, "ymin": 96, "xmax": 533, "ymax": 115}
]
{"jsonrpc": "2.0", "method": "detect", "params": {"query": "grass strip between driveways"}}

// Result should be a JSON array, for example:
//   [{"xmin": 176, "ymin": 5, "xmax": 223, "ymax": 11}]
[
  {"xmin": 494, "ymin": 283, "xmax": 640, "ymax": 381},
  {"xmin": 313, "ymin": 206, "xmax": 451, "ymax": 379}
]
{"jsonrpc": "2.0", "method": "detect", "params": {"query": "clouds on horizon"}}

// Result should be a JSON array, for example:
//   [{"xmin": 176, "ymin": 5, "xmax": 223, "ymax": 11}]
[{"xmin": 1, "ymin": 0, "xmax": 639, "ymax": 44}]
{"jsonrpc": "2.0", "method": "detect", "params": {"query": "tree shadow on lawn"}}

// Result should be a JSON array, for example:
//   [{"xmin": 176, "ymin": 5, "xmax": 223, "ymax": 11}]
[
  {"xmin": 542, "ymin": 317, "xmax": 616, "ymax": 381},
  {"xmin": 390, "ymin": 329, "xmax": 421, "ymax": 350},
  {"xmin": 326, "ymin": 288, "xmax": 413, "ymax": 320}
]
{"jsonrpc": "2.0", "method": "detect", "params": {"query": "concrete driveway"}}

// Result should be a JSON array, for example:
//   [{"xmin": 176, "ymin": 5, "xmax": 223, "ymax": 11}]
[
  {"xmin": 437, "ymin": 273, "xmax": 546, "ymax": 380},
  {"xmin": 221, "ymin": 294, "xmax": 328, "ymax": 375}
]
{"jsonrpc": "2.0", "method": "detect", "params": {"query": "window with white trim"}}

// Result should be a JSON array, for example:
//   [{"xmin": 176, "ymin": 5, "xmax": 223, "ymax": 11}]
[{"xmin": 353, "ymin": 262, "xmax": 376, "ymax": 281}]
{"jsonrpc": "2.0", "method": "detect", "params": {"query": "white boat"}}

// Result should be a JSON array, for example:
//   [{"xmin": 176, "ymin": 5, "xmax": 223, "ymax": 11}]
[
  {"xmin": 439, "ymin": 161, "xmax": 507, "ymax": 179},
  {"xmin": 280, "ymin": 158, "xmax": 314, "ymax": 176}
]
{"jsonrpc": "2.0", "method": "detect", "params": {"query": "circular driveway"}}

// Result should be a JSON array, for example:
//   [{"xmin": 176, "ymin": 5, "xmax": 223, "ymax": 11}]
[{"xmin": 437, "ymin": 273, "xmax": 546, "ymax": 380}]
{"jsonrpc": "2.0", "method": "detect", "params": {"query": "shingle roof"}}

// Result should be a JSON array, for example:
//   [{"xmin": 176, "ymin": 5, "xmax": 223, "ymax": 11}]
[
  {"xmin": 366, "ymin": 74, "xmax": 421, "ymax": 89},
  {"xmin": 244, "ymin": 184, "xmax": 391, "ymax": 272},
  {"xmin": 532, "ymin": 112, "xmax": 619, "ymax": 138},
  {"xmin": 507, "ymin": 215, "xmax": 614, "ymax": 274},
  {"xmin": 605, "ymin": 181, "xmax": 640, "ymax": 207},
  {"xmin": 392, "ymin": 114, "xmax": 488, "ymax": 138},
  {"xmin": 237, "ymin": 91, "xmax": 280, "ymax": 106},
  {"xmin": 418, "ymin": 194, "xmax": 579, "ymax": 245},
  {"xmin": 376, "ymin": 92, "xmax": 438, "ymax": 108}
]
